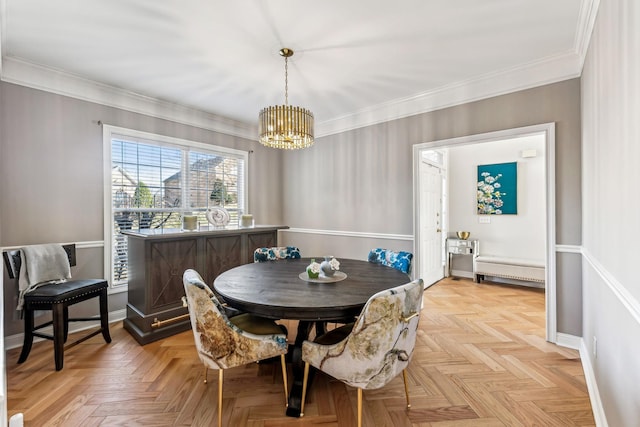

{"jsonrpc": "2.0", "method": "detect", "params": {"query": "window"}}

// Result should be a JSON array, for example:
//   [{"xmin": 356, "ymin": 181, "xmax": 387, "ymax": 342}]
[{"xmin": 103, "ymin": 126, "xmax": 248, "ymax": 289}]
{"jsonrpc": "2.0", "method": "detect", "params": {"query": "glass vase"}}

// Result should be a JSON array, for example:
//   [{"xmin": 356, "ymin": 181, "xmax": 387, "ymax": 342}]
[{"xmin": 320, "ymin": 256, "xmax": 336, "ymax": 277}]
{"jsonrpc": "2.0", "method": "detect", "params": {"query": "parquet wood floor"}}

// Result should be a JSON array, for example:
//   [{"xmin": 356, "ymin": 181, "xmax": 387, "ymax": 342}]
[{"xmin": 6, "ymin": 277, "xmax": 595, "ymax": 426}]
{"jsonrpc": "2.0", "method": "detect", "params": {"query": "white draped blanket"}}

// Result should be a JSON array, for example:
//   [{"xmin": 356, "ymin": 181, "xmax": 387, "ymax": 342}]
[{"xmin": 17, "ymin": 244, "xmax": 71, "ymax": 310}]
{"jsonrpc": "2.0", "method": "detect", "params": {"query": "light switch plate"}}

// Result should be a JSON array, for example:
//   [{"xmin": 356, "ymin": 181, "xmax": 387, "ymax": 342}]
[{"xmin": 478, "ymin": 216, "xmax": 491, "ymax": 224}]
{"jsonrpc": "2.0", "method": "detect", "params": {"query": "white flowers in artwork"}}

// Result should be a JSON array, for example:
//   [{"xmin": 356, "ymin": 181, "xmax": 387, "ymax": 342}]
[{"xmin": 477, "ymin": 171, "xmax": 506, "ymax": 214}]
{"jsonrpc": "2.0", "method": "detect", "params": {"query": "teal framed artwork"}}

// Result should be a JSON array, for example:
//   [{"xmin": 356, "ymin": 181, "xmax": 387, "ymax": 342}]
[{"xmin": 477, "ymin": 161, "xmax": 517, "ymax": 215}]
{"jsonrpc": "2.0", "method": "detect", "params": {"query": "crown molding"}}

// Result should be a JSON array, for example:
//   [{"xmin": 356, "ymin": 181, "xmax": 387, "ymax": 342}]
[
  {"xmin": 0, "ymin": 50, "xmax": 582, "ymax": 141},
  {"xmin": 315, "ymin": 0, "xmax": 599, "ymax": 137},
  {"xmin": 0, "ymin": 56, "xmax": 257, "ymax": 140},
  {"xmin": 315, "ymin": 50, "xmax": 582, "ymax": 137},
  {"xmin": 574, "ymin": 0, "xmax": 601, "ymax": 69}
]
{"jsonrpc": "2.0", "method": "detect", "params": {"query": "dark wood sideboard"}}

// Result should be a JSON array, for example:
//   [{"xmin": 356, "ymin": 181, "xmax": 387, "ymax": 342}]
[{"xmin": 121, "ymin": 225, "xmax": 288, "ymax": 345}]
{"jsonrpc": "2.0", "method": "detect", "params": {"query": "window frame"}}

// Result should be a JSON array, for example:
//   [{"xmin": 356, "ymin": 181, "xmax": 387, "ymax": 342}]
[{"xmin": 102, "ymin": 125, "xmax": 249, "ymax": 292}]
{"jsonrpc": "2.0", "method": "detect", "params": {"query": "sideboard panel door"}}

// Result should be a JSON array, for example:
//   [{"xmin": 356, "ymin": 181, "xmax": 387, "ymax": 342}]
[
  {"xmin": 204, "ymin": 234, "xmax": 243, "ymax": 284},
  {"xmin": 149, "ymin": 239, "xmax": 198, "ymax": 310}
]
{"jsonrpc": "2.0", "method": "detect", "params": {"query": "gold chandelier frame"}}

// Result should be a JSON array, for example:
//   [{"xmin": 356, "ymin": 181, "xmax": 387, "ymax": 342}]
[{"xmin": 259, "ymin": 48, "xmax": 314, "ymax": 149}]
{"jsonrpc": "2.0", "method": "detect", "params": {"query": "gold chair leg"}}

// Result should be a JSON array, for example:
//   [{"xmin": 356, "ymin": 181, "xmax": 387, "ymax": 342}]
[
  {"xmin": 218, "ymin": 370, "xmax": 224, "ymax": 427},
  {"xmin": 204, "ymin": 366, "xmax": 208, "ymax": 384},
  {"xmin": 357, "ymin": 388, "xmax": 363, "ymax": 427},
  {"xmin": 280, "ymin": 354, "xmax": 289, "ymax": 407},
  {"xmin": 402, "ymin": 369, "xmax": 411, "ymax": 408},
  {"xmin": 300, "ymin": 362, "xmax": 310, "ymax": 417}
]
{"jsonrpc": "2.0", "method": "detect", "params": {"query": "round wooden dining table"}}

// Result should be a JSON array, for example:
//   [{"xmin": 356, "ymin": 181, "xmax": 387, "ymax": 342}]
[{"xmin": 213, "ymin": 257, "xmax": 411, "ymax": 417}]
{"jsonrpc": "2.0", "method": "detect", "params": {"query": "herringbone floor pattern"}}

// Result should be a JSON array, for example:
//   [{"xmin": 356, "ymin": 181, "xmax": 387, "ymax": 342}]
[{"xmin": 7, "ymin": 277, "xmax": 595, "ymax": 426}]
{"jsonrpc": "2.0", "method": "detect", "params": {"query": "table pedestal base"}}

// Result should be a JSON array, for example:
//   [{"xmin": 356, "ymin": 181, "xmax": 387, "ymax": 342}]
[{"xmin": 286, "ymin": 321, "xmax": 317, "ymax": 417}]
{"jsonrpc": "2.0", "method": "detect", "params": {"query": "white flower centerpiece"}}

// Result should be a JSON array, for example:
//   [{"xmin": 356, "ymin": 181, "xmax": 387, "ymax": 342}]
[{"xmin": 307, "ymin": 259, "xmax": 321, "ymax": 279}]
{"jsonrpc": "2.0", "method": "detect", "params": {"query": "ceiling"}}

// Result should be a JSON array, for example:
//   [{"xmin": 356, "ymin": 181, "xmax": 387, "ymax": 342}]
[{"xmin": 0, "ymin": 0, "xmax": 593, "ymax": 138}]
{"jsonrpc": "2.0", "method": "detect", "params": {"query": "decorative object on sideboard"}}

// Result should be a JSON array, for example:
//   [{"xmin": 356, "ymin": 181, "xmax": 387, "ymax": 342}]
[
  {"xmin": 206, "ymin": 207, "xmax": 230, "ymax": 228},
  {"xmin": 320, "ymin": 256, "xmax": 340, "ymax": 277},
  {"xmin": 240, "ymin": 214, "xmax": 254, "ymax": 228},
  {"xmin": 456, "ymin": 231, "xmax": 470, "ymax": 240},
  {"xmin": 182, "ymin": 213, "xmax": 198, "ymax": 230}
]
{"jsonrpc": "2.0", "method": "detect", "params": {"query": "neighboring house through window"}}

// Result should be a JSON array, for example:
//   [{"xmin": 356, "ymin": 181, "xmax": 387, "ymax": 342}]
[{"xmin": 103, "ymin": 126, "xmax": 248, "ymax": 290}]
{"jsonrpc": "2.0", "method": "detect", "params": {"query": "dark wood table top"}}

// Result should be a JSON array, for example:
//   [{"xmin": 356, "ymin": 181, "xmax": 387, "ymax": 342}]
[{"xmin": 213, "ymin": 258, "xmax": 411, "ymax": 321}]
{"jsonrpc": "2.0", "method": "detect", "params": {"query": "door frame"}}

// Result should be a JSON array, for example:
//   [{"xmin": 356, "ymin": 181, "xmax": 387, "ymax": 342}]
[{"xmin": 412, "ymin": 122, "xmax": 557, "ymax": 342}]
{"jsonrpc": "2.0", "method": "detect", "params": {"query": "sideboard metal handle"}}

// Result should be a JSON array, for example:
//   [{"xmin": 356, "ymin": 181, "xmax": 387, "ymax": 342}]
[{"xmin": 401, "ymin": 312, "xmax": 419, "ymax": 322}]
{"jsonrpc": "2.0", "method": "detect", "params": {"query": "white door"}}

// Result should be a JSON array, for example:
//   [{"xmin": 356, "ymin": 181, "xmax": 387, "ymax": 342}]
[{"xmin": 419, "ymin": 159, "xmax": 444, "ymax": 286}]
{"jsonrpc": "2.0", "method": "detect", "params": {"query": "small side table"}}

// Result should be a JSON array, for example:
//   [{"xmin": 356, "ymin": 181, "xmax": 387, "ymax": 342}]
[{"xmin": 446, "ymin": 239, "xmax": 479, "ymax": 276}]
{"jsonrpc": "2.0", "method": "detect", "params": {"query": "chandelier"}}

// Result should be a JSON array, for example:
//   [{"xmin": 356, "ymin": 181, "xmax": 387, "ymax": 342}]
[{"xmin": 259, "ymin": 48, "xmax": 314, "ymax": 149}]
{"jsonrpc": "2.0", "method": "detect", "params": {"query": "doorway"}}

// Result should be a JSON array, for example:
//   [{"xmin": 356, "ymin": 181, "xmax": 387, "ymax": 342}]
[{"xmin": 412, "ymin": 123, "xmax": 557, "ymax": 342}]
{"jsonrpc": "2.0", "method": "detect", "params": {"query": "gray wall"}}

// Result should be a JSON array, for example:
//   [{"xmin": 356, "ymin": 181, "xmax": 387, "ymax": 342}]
[
  {"xmin": 1, "ymin": 76, "xmax": 583, "ymax": 339},
  {"xmin": 281, "ymin": 78, "xmax": 582, "ymax": 335},
  {"xmin": 0, "ymin": 81, "xmax": 283, "ymax": 336},
  {"xmin": 581, "ymin": 0, "xmax": 640, "ymax": 424}
]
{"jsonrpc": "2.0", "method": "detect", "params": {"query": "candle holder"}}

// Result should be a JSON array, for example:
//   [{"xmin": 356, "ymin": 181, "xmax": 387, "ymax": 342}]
[
  {"xmin": 240, "ymin": 214, "xmax": 254, "ymax": 228},
  {"xmin": 182, "ymin": 214, "xmax": 197, "ymax": 231}
]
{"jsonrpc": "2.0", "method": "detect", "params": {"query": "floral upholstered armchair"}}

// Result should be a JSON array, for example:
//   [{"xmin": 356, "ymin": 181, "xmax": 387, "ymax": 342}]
[
  {"xmin": 253, "ymin": 246, "xmax": 302, "ymax": 262},
  {"xmin": 367, "ymin": 248, "xmax": 413, "ymax": 275},
  {"xmin": 300, "ymin": 279, "xmax": 424, "ymax": 426},
  {"xmin": 182, "ymin": 269, "xmax": 289, "ymax": 427}
]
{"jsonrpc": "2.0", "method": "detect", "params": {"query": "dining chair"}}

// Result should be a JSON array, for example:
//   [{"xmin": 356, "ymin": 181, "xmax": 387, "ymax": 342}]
[
  {"xmin": 367, "ymin": 248, "xmax": 413, "ymax": 275},
  {"xmin": 3, "ymin": 243, "xmax": 111, "ymax": 371},
  {"xmin": 254, "ymin": 246, "xmax": 301, "ymax": 262},
  {"xmin": 182, "ymin": 269, "xmax": 289, "ymax": 427},
  {"xmin": 300, "ymin": 279, "xmax": 424, "ymax": 426}
]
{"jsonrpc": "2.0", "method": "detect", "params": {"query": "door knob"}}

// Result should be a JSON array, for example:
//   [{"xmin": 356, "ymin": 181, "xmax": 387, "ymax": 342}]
[{"xmin": 436, "ymin": 228, "xmax": 441, "ymax": 232}]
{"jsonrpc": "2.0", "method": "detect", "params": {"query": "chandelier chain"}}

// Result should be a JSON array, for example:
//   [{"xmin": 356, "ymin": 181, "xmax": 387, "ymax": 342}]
[{"xmin": 284, "ymin": 56, "xmax": 289, "ymax": 106}]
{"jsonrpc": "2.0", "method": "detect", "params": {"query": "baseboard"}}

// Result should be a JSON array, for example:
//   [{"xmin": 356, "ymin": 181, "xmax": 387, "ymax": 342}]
[
  {"xmin": 555, "ymin": 332, "xmax": 581, "ymax": 350},
  {"xmin": 4, "ymin": 309, "xmax": 126, "ymax": 351},
  {"xmin": 449, "ymin": 270, "xmax": 474, "ymax": 279},
  {"xmin": 579, "ymin": 337, "xmax": 609, "ymax": 427}
]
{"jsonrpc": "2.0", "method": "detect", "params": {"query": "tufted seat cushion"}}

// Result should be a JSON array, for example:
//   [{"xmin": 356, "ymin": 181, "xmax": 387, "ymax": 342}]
[{"xmin": 23, "ymin": 279, "xmax": 108, "ymax": 304}]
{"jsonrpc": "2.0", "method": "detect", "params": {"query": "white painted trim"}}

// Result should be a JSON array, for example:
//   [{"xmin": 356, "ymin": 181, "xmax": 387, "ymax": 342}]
[
  {"xmin": 545, "ymin": 123, "xmax": 557, "ymax": 343},
  {"xmin": 556, "ymin": 244, "xmax": 582, "ymax": 253},
  {"xmin": 574, "ymin": 0, "xmax": 601, "ymax": 70},
  {"xmin": 413, "ymin": 123, "xmax": 557, "ymax": 343},
  {"xmin": 450, "ymin": 270, "xmax": 474, "ymax": 280},
  {"xmin": 2, "ymin": 52, "xmax": 585, "ymax": 141},
  {"xmin": 0, "ymin": 57, "xmax": 257, "ymax": 140},
  {"xmin": 317, "ymin": 53, "xmax": 580, "ymax": 137},
  {"xmin": 282, "ymin": 227, "xmax": 413, "ymax": 241},
  {"xmin": 555, "ymin": 332, "xmax": 582, "ymax": 350},
  {"xmin": 4, "ymin": 309, "xmax": 126, "ymax": 351},
  {"xmin": 583, "ymin": 248, "xmax": 640, "ymax": 326},
  {"xmin": 0, "ymin": 240, "xmax": 103, "ymax": 252},
  {"xmin": 579, "ymin": 338, "xmax": 609, "ymax": 427}
]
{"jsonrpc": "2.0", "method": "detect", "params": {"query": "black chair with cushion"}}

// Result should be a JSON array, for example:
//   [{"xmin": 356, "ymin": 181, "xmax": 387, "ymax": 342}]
[{"xmin": 3, "ymin": 244, "xmax": 112, "ymax": 370}]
